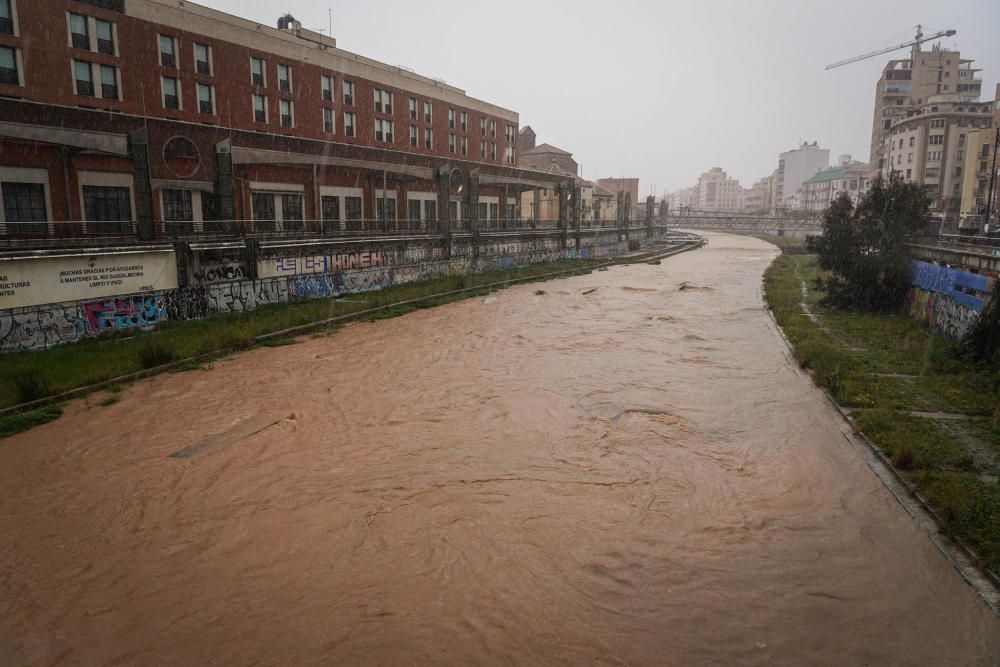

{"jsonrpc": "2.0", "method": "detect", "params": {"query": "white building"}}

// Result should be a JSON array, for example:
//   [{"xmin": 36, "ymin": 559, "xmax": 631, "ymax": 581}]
[
  {"xmin": 774, "ymin": 142, "xmax": 830, "ymax": 211},
  {"xmin": 696, "ymin": 167, "xmax": 744, "ymax": 211},
  {"xmin": 800, "ymin": 157, "xmax": 871, "ymax": 212}
]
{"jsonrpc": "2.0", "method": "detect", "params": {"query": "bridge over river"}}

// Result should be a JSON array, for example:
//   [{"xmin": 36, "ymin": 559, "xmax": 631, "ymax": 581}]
[{"xmin": 1, "ymin": 232, "xmax": 997, "ymax": 664}]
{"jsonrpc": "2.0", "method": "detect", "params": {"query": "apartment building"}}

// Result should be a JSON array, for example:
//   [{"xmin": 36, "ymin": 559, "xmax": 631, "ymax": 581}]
[
  {"xmin": 0, "ymin": 0, "xmax": 542, "ymax": 238},
  {"xmin": 800, "ymin": 160, "xmax": 871, "ymax": 212},
  {"xmin": 744, "ymin": 171, "xmax": 776, "ymax": 213},
  {"xmin": 881, "ymin": 96, "xmax": 993, "ymax": 218},
  {"xmin": 869, "ymin": 41, "xmax": 983, "ymax": 177},
  {"xmin": 774, "ymin": 142, "xmax": 829, "ymax": 211},
  {"xmin": 695, "ymin": 168, "xmax": 743, "ymax": 212}
]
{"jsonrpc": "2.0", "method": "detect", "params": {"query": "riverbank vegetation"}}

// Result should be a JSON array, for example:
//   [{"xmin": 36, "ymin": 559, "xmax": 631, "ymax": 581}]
[
  {"xmin": 765, "ymin": 251, "xmax": 1000, "ymax": 574},
  {"xmin": 0, "ymin": 259, "xmax": 593, "ymax": 430}
]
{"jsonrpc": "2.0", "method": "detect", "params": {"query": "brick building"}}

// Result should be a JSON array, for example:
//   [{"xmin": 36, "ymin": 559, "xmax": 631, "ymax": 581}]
[{"xmin": 0, "ymin": 0, "xmax": 562, "ymax": 239}]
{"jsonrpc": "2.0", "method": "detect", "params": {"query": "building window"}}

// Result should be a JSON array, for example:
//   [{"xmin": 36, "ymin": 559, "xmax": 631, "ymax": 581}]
[
  {"xmin": 375, "ymin": 118, "xmax": 394, "ymax": 143},
  {"xmin": 423, "ymin": 101, "xmax": 431, "ymax": 123},
  {"xmin": 2, "ymin": 182, "xmax": 47, "ymax": 233},
  {"xmin": 159, "ymin": 34, "xmax": 177, "ymax": 68},
  {"xmin": 0, "ymin": 0, "xmax": 14, "ymax": 36},
  {"xmin": 407, "ymin": 199, "xmax": 421, "ymax": 225},
  {"xmin": 929, "ymin": 135, "xmax": 943, "ymax": 145},
  {"xmin": 282, "ymin": 194, "xmax": 303, "ymax": 230},
  {"xmin": 460, "ymin": 111, "xmax": 467, "ymax": 132},
  {"xmin": 278, "ymin": 64, "xmax": 291, "ymax": 92},
  {"xmin": 0, "ymin": 46, "xmax": 18, "ymax": 86},
  {"xmin": 74, "ymin": 59, "xmax": 93, "ymax": 96},
  {"xmin": 460, "ymin": 136, "xmax": 468, "ymax": 155},
  {"xmin": 424, "ymin": 200, "xmax": 436, "ymax": 223},
  {"xmin": 374, "ymin": 88, "xmax": 393, "ymax": 114},
  {"xmin": 505, "ymin": 146, "xmax": 514, "ymax": 164},
  {"xmin": 343, "ymin": 196, "xmax": 362, "ymax": 221},
  {"xmin": 100, "ymin": 64, "xmax": 118, "ymax": 100},
  {"xmin": 321, "ymin": 75, "xmax": 332, "ymax": 101},
  {"xmin": 343, "ymin": 80, "xmax": 354, "ymax": 105},
  {"xmin": 162, "ymin": 76, "xmax": 179, "ymax": 109},
  {"xmin": 448, "ymin": 108, "xmax": 455, "ymax": 129},
  {"xmin": 280, "ymin": 99, "xmax": 293, "ymax": 127},
  {"xmin": 96, "ymin": 19, "xmax": 115, "ymax": 55},
  {"xmin": 907, "ymin": 153, "xmax": 912, "ymax": 164},
  {"xmin": 198, "ymin": 83, "xmax": 213, "ymax": 114},
  {"xmin": 161, "ymin": 188, "xmax": 193, "ymax": 221},
  {"xmin": 251, "ymin": 192, "xmax": 275, "ymax": 223},
  {"xmin": 323, "ymin": 107, "xmax": 334, "ymax": 134},
  {"xmin": 424, "ymin": 128, "xmax": 433, "ymax": 150},
  {"xmin": 448, "ymin": 133, "xmax": 455, "ymax": 153},
  {"xmin": 409, "ymin": 97, "xmax": 417, "ymax": 120},
  {"xmin": 505, "ymin": 124, "xmax": 514, "ymax": 142},
  {"xmin": 321, "ymin": 195, "xmax": 340, "ymax": 224},
  {"xmin": 480, "ymin": 117, "xmax": 486, "ymax": 135},
  {"xmin": 409, "ymin": 125, "xmax": 417, "ymax": 147},
  {"xmin": 490, "ymin": 120, "xmax": 496, "ymax": 138},
  {"xmin": 376, "ymin": 196, "xmax": 396, "ymax": 224},
  {"xmin": 251, "ymin": 57, "xmax": 265, "ymax": 86},
  {"xmin": 253, "ymin": 94, "xmax": 267, "ymax": 122},
  {"xmin": 344, "ymin": 111, "xmax": 355, "ymax": 137},
  {"xmin": 908, "ymin": 137, "xmax": 914, "ymax": 147},
  {"xmin": 490, "ymin": 143, "xmax": 496, "ymax": 161},
  {"xmin": 83, "ymin": 186, "xmax": 131, "ymax": 231},
  {"xmin": 480, "ymin": 140, "xmax": 486, "ymax": 159},
  {"xmin": 69, "ymin": 13, "xmax": 89, "ymax": 50},
  {"xmin": 194, "ymin": 43, "xmax": 211, "ymax": 75}
]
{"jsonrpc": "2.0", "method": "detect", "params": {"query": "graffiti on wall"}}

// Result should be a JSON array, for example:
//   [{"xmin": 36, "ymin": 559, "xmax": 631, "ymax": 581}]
[
  {"xmin": 906, "ymin": 288, "xmax": 981, "ymax": 341},
  {"xmin": 1, "ymin": 235, "xmax": 644, "ymax": 352},
  {"xmin": 193, "ymin": 262, "xmax": 249, "ymax": 284}
]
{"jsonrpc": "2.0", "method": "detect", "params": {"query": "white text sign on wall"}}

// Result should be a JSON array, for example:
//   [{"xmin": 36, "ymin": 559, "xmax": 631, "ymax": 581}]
[{"xmin": 0, "ymin": 251, "xmax": 179, "ymax": 309}]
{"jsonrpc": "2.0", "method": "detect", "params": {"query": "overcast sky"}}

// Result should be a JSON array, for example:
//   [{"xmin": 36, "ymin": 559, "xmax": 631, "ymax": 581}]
[{"xmin": 200, "ymin": 0, "xmax": 998, "ymax": 196}]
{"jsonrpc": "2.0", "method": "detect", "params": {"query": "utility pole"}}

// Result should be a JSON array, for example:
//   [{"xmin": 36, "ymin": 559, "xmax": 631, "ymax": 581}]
[{"xmin": 985, "ymin": 127, "xmax": 999, "ymax": 235}]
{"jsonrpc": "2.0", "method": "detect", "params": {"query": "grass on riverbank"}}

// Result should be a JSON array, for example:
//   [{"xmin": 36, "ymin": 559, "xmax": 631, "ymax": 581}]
[
  {"xmin": 0, "ymin": 259, "xmax": 593, "ymax": 421},
  {"xmin": 764, "ymin": 253, "xmax": 1000, "ymax": 573}
]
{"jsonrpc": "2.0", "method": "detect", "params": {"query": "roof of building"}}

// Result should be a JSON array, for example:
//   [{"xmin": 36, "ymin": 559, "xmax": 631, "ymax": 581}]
[
  {"xmin": 592, "ymin": 183, "xmax": 615, "ymax": 198},
  {"xmin": 521, "ymin": 142, "xmax": 572, "ymax": 156},
  {"xmin": 519, "ymin": 126, "xmax": 536, "ymax": 136},
  {"xmin": 802, "ymin": 162, "xmax": 869, "ymax": 185}
]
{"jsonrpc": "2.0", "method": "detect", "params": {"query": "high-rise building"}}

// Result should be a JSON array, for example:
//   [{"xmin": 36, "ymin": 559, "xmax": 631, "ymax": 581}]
[
  {"xmin": 869, "ymin": 41, "xmax": 984, "ymax": 177},
  {"xmin": 695, "ymin": 168, "xmax": 743, "ymax": 211},
  {"xmin": 774, "ymin": 142, "xmax": 829, "ymax": 210}
]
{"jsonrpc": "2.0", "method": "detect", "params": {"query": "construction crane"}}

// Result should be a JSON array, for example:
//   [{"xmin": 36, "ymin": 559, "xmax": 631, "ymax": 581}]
[{"xmin": 825, "ymin": 25, "xmax": 956, "ymax": 70}]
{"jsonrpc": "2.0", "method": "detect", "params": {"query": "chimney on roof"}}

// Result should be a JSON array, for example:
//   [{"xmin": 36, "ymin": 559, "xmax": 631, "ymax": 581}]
[{"xmin": 278, "ymin": 14, "xmax": 301, "ymax": 31}]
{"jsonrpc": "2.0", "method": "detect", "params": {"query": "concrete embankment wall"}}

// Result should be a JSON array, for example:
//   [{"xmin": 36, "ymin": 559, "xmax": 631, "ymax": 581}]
[
  {"xmin": 0, "ymin": 229, "xmax": 640, "ymax": 352},
  {"xmin": 906, "ymin": 259, "xmax": 997, "ymax": 340}
]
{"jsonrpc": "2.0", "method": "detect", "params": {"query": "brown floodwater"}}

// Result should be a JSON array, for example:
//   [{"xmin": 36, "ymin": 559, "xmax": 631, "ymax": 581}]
[{"xmin": 1, "ymin": 232, "xmax": 998, "ymax": 665}]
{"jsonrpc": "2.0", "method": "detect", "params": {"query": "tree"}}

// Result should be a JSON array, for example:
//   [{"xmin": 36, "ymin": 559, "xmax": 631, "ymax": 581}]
[
  {"xmin": 807, "ymin": 174, "xmax": 929, "ymax": 312},
  {"xmin": 963, "ymin": 293, "xmax": 1000, "ymax": 367}
]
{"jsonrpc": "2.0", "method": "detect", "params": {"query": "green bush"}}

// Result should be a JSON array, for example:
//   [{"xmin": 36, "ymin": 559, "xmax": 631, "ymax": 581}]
[
  {"xmin": 136, "ymin": 339, "xmax": 177, "ymax": 369},
  {"xmin": 12, "ymin": 369, "xmax": 52, "ymax": 404}
]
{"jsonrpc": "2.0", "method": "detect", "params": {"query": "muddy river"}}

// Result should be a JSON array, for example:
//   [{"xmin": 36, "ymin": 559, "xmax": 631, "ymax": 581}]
[{"xmin": 2, "ymin": 232, "xmax": 998, "ymax": 665}]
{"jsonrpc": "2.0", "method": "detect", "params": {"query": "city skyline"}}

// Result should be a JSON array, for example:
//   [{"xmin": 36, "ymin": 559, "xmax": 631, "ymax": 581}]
[{"xmin": 195, "ymin": 0, "xmax": 1000, "ymax": 195}]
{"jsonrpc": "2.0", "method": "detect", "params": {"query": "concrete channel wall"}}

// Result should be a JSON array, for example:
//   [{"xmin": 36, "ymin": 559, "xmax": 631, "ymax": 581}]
[{"xmin": 0, "ymin": 228, "xmax": 647, "ymax": 353}]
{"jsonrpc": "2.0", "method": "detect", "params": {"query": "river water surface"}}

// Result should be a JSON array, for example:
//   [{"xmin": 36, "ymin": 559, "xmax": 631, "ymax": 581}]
[{"xmin": 2, "ymin": 232, "xmax": 998, "ymax": 665}]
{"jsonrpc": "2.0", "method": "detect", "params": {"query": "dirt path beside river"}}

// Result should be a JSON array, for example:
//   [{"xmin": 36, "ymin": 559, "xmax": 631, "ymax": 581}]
[{"xmin": 2, "ymin": 232, "xmax": 998, "ymax": 665}]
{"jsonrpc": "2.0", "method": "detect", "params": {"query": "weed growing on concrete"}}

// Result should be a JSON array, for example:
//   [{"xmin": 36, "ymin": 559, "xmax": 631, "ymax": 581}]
[{"xmin": 0, "ymin": 404, "xmax": 64, "ymax": 438}]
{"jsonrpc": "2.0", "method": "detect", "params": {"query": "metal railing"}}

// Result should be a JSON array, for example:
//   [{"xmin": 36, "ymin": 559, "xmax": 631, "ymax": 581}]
[{"xmin": 0, "ymin": 217, "xmax": 653, "ymax": 248}]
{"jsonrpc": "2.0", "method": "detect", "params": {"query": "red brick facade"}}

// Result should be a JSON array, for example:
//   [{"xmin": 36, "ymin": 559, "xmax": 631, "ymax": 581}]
[{"xmin": 0, "ymin": 0, "xmax": 568, "ymax": 238}]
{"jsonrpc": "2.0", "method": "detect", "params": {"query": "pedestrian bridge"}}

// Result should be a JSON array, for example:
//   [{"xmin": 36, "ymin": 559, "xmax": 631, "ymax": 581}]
[{"xmin": 666, "ymin": 210, "xmax": 822, "ymax": 233}]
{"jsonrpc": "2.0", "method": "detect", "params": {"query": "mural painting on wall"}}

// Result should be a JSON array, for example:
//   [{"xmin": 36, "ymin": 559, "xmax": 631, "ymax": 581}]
[{"xmin": 906, "ymin": 288, "xmax": 981, "ymax": 341}]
